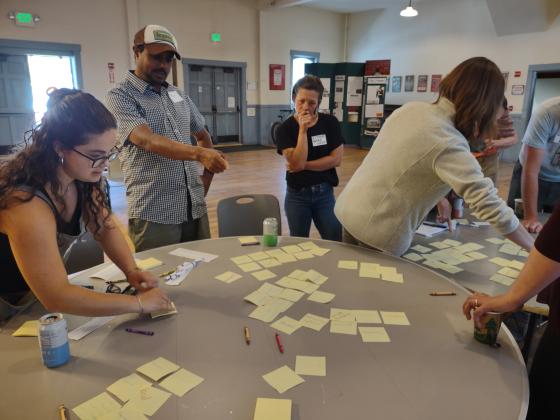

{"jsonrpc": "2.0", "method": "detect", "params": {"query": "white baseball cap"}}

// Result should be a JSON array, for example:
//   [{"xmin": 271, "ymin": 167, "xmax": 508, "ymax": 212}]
[{"xmin": 133, "ymin": 24, "xmax": 180, "ymax": 59}]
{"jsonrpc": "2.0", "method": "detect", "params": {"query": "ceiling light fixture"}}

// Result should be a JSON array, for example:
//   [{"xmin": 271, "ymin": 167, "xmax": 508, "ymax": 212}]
[{"xmin": 400, "ymin": 0, "xmax": 418, "ymax": 17}]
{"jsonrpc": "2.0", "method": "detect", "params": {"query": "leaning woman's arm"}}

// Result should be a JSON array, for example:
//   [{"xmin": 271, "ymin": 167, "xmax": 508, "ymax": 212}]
[
  {"xmin": 3, "ymin": 197, "xmax": 141, "ymax": 316},
  {"xmin": 434, "ymin": 141, "xmax": 533, "ymax": 250}
]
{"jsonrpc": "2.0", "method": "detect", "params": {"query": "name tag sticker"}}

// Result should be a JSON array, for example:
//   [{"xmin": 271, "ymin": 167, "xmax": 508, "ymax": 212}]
[
  {"xmin": 311, "ymin": 134, "xmax": 327, "ymax": 147},
  {"xmin": 168, "ymin": 91, "xmax": 184, "ymax": 103}
]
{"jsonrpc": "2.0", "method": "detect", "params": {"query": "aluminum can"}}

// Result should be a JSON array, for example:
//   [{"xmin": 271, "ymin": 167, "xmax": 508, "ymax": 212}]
[
  {"xmin": 38, "ymin": 313, "xmax": 70, "ymax": 368},
  {"xmin": 452, "ymin": 198, "xmax": 464, "ymax": 219}
]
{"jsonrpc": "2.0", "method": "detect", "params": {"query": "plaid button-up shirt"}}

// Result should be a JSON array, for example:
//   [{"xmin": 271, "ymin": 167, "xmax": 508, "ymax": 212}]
[{"xmin": 106, "ymin": 71, "xmax": 207, "ymax": 224}]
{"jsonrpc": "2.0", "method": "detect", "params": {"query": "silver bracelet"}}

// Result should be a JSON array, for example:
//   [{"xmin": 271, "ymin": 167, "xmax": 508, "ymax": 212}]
[{"xmin": 136, "ymin": 294, "xmax": 144, "ymax": 314}]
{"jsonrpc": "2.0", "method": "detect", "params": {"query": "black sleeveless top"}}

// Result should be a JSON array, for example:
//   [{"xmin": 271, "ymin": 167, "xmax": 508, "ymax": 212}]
[{"xmin": 0, "ymin": 185, "xmax": 85, "ymax": 304}]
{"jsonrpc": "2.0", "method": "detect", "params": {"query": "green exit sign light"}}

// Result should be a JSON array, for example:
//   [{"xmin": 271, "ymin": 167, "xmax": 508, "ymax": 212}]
[
  {"xmin": 16, "ymin": 12, "xmax": 33, "ymax": 23},
  {"xmin": 211, "ymin": 33, "xmax": 221, "ymax": 43}
]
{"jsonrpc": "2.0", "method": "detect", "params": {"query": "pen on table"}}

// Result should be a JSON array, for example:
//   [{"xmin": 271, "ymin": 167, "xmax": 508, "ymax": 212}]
[
  {"xmin": 125, "ymin": 327, "xmax": 154, "ymax": 336},
  {"xmin": 244, "ymin": 326, "xmax": 251, "ymax": 345},
  {"xmin": 429, "ymin": 292, "xmax": 457, "ymax": 296},
  {"xmin": 241, "ymin": 242, "xmax": 260, "ymax": 246},
  {"xmin": 58, "ymin": 404, "xmax": 67, "ymax": 420},
  {"xmin": 275, "ymin": 333, "xmax": 284, "ymax": 354},
  {"xmin": 159, "ymin": 269, "xmax": 175, "ymax": 277}
]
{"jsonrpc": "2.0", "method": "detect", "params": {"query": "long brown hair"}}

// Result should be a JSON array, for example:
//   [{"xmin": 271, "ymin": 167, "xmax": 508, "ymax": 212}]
[
  {"xmin": 0, "ymin": 89, "xmax": 117, "ymax": 235},
  {"xmin": 437, "ymin": 57, "xmax": 505, "ymax": 142}
]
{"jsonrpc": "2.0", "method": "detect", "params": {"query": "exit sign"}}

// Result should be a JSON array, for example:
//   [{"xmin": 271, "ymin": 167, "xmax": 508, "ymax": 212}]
[
  {"xmin": 14, "ymin": 11, "xmax": 36, "ymax": 27},
  {"xmin": 211, "ymin": 33, "xmax": 221, "ymax": 43}
]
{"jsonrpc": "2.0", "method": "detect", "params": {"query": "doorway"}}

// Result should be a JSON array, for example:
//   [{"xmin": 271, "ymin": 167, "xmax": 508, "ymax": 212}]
[
  {"xmin": 0, "ymin": 40, "xmax": 81, "ymax": 154},
  {"xmin": 186, "ymin": 64, "xmax": 242, "ymax": 145}
]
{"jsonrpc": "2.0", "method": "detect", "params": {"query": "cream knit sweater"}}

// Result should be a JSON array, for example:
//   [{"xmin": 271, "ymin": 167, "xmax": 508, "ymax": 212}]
[{"xmin": 335, "ymin": 98, "xmax": 519, "ymax": 256}]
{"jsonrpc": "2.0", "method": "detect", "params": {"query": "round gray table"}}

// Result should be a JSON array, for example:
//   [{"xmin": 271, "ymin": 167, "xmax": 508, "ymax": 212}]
[{"xmin": 0, "ymin": 237, "xmax": 528, "ymax": 420}]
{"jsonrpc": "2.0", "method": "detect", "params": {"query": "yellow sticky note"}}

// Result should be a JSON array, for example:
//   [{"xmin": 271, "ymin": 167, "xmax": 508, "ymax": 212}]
[
  {"xmin": 150, "ymin": 302, "xmax": 178, "ymax": 319},
  {"xmin": 270, "ymin": 316, "xmax": 301, "ymax": 335},
  {"xmin": 288, "ymin": 270, "xmax": 308, "ymax": 281},
  {"xmin": 123, "ymin": 387, "xmax": 171, "ymax": 417},
  {"xmin": 275, "ymin": 254, "xmax": 298, "ymax": 263},
  {"xmin": 136, "ymin": 257, "xmax": 163, "ymax": 270},
  {"xmin": 262, "ymin": 366, "xmax": 305, "ymax": 394},
  {"xmin": 380, "ymin": 311, "xmax": 410, "ymax": 326},
  {"xmin": 309, "ymin": 247, "xmax": 330, "ymax": 256},
  {"xmin": 497, "ymin": 267, "xmax": 520, "ymax": 278},
  {"xmin": 295, "ymin": 355, "xmax": 326, "ymax": 376},
  {"xmin": 276, "ymin": 277, "xmax": 319, "ymax": 294},
  {"xmin": 159, "ymin": 368, "xmax": 204, "ymax": 397},
  {"xmin": 338, "ymin": 260, "xmax": 358, "ymax": 270},
  {"xmin": 282, "ymin": 245, "xmax": 303, "ymax": 254},
  {"xmin": 259, "ymin": 258, "xmax": 282, "ymax": 268},
  {"xmin": 359, "ymin": 262, "xmax": 380, "ymax": 278},
  {"xmin": 106, "ymin": 374, "xmax": 152, "ymax": 403},
  {"xmin": 293, "ymin": 251, "xmax": 314, "ymax": 260},
  {"xmin": 12, "ymin": 320, "xmax": 38, "ymax": 337},
  {"xmin": 249, "ymin": 305, "xmax": 281, "ymax": 323},
  {"xmin": 359, "ymin": 326, "xmax": 391, "ymax": 343},
  {"xmin": 215, "ymin": 271, "xmax": 242, "ymax": 283},
  {"xmin": 99, "ymin": 406, "xmax": 148, "ymax": 420},
  {"xmin": 307, "ymin": 290, "xmax": 335, "ymax": 304},
  {"xmin": 489, "ymin": 257, "xmax": 513, "ymax": 267},
  {"xmin": 306, "ymin": 269, "xmax": 328, "ymax": 285},
  {"xmin": 239, "ymin": 236, "xmax": 259, "ymax": 245},
  {"xmin": 136, "ymin": 357, "xmax": 180, "ymax": 381},
  {"xmin": 248, "ymin": 251, "xmax": 270, "ymax": 262},
  {"xmin": 279, "ymin": 288, "xmax": 305, "ymax": 302},
  {"xmin": 300, "ymin": 313, "xmax": 330, "ymax": 331},
  {"xmin": 508, "ymin": 260, "xmax": 525, "ymax": 270},
  {"xmin": 298, "ymin": 241, "xmax": 319, "ymax": 250},
  {"xmin": 231, "ymin": 255, "xmax": 253, "ymax": 265},
  {"xmin": 330, "ymin": 308, "xmax": 355, "ymax": 321},
  {"xmin": 353, "ymin": 310, "xmax": 381, "ymax": 324},
  {"xmin": 238, "ymin": 262, "xmax": 262, "ymax": 272},
  {"xmin": 252, "ymin": 270, "xmax": 277, "ymax": 281},
  {"xmin": 73, "ymin": 392, "xmax": 121, "ymax": 420},
  {"xmin": 253, "ymin": 398, "xmax": 292, "ymax": 420},
  {"xmin": 330, "ymin": 320, "xmax": 357, "ymax": 335}
]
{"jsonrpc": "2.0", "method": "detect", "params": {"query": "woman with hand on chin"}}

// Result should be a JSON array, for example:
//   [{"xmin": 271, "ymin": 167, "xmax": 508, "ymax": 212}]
[
  {"xmin": 276, "ymin": 75, "xmax": 344, "ymax": 241},
  {"xmin": 0, "ymin": 89, "xmax": 172, "ymax": 318}
]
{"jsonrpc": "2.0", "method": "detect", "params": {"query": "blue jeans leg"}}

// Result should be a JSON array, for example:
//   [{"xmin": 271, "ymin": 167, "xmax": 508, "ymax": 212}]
[
  {"xmin": 285, "ymin": 187, "xmax": 313, "ymax": 237},
  {"xmin": 311, "ymin": 185, "xmax": 342, "ymax": 241}
]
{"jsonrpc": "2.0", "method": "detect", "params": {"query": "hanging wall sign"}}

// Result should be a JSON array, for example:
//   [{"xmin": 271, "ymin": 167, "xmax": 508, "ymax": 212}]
[{"xmin": 269, "ymin": 64, "xmax": 285, "ymax": 90}]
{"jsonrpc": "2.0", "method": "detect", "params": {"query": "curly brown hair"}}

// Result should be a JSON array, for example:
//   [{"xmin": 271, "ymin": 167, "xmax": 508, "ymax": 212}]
[
  {"xmin": 437, "ymin": 57, "xmax": 505, "ymax": 143},
  {"xmin": 0, "ymin": 89, "xmax": 117, "ymax": 235}
]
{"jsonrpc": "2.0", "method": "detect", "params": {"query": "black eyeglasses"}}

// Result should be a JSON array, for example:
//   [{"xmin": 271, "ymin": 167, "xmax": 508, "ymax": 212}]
[
  {"xmin": 105, "ymin": 281, "xmax": 136, "ymax": 295},
  {"xmin": 73, "ymin": 147, "xmax": 119, "ymax": 169}
]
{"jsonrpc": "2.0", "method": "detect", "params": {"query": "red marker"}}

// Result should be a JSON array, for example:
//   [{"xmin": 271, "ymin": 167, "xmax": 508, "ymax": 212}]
[{"xmin": 275, "ymin": 333, "xmax": 284, "ymax": 354}]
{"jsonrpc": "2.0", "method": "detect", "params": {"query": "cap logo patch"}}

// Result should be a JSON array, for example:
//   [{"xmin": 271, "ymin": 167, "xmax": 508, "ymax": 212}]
[{"xmin": 153, "ymin": 30, "xmax": 174, "ymax": 46}]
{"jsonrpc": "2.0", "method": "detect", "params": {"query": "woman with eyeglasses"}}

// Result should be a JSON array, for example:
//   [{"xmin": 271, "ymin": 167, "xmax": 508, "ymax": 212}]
[{"xmin": 0, "ymin": 88, "xmax": 172, "ymax": 318}]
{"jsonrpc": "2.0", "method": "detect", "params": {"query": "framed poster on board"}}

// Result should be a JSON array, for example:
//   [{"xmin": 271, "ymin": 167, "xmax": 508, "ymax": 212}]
[{"xmin": 269, "ymin": 64, "xmax": 285, "ymax": 90}]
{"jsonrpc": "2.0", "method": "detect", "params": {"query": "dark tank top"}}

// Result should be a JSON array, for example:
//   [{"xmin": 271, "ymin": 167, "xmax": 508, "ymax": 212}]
[{"xmin": 0, "ymin": 185, "xmax": 85, "ymax": 304}]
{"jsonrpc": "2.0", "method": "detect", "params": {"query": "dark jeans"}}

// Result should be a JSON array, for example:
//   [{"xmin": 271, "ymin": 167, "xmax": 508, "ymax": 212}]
[
  {"xmin": 284, "ymin": 182, "xmax": 342, "ymax": 241},
  {"xmin": 507, "ymin": 161, "xmax": 560, "ymax": 212},
  {"xmin": 527, "ymin": 327, "xmax": 560, "ymax": 420},
  {"xmin": 129, "ymin": 213, "xmax": 211, "ymax": 252}
]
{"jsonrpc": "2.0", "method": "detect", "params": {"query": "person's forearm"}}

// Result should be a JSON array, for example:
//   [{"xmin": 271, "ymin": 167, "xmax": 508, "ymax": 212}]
[
  {"xmin": 134, "ymin": 131, "xmax": 203, "ymax": 161},
  {"xmin": 42, "ymin": 284, "xmax": 140, "ymax": 316},
  {"xmin": 493, "ymin": 135, "xmax": 517, "ymax": 149},
  {"xmin": 521, "ymin": 169, "xmax": 540, "ymax": 219},
  {"xmin": 305, "ymin": 155, "xmax": 340, "ymax": 171},
  {"xmin": 287, "ymin": 129, "xmax": 309, "ymax": 171},
  {"xmin": 505, "ymin": 224, "xmax": 534, "ymax": 251},
  {"xmin": 97, "ymin": 220, "xmax": 139, "ymax": 277}
]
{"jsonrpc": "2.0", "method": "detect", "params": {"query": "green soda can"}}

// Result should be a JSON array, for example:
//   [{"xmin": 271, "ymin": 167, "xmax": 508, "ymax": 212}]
[{"xmin": 262, "ymin": 217, "xmax": 278, "ymax": 247}]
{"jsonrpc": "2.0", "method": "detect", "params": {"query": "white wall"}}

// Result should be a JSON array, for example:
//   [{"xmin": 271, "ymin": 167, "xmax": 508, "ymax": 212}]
[
  {"xmin": 0, "ymin": 0, "xmax": 130, "ymax": 101},
  {"xmin": 259, "ymin": 6, "xmax": 345, "ymax": 105},
  {"xmin": 347, "ymin": 0, "xmax": 560, "ymax": 113}
]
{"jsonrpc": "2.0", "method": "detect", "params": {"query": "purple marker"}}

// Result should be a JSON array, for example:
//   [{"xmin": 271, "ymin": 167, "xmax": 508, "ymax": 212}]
[{"xmin": 125, "ymin": 328, "xmax": 154, "ymax": 336}]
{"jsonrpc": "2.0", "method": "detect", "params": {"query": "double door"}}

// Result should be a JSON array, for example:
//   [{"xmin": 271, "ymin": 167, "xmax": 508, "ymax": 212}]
[{"xmin": 187, "ymin": 65, "xmax": 241, "ymax": 144}]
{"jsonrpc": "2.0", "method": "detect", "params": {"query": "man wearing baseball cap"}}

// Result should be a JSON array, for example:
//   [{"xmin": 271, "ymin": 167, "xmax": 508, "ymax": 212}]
[{"xmin": 107, "ymin": 25, "xmax": 228, "ymax": 252}]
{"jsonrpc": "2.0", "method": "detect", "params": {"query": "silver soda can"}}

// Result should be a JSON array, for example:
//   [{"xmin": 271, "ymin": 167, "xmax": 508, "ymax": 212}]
[
  {"xmin": 452, "ymin": 198, "xmax": 464, "ymax": 219},
  {"xmin": 38, "ymin": 313, "xmax": 70, "ymax": 368}
]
